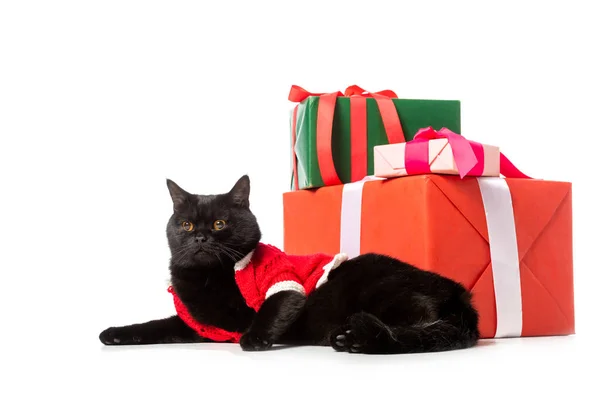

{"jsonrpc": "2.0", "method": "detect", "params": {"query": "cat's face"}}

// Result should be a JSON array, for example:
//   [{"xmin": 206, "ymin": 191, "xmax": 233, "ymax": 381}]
[{"xmin": 165, "ymin": 175, "xmax": 261, "ymax": 269}]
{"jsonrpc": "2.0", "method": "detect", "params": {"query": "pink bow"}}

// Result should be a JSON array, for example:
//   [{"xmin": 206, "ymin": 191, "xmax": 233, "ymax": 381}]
[{"xmin": 405, "ymin": 127, "xmax": 531, "ymax": 179}]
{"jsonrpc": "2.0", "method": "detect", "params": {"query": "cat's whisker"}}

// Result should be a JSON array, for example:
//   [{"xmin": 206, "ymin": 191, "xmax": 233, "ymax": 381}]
[
  {"xmin": 213, "ymin": 248, "xmax": 235, "ymax": 263},
  {"xmin": 170, "ymin": 243, "xmax": 196, "ymax": 258},
  {"xmin": 217, "ymin": 244, "xmax": 246, "ymax": 260},
  {"xmin": 215, "ymin": 244, "xmax": 245, "ymax": 263},
  {"xmin": 214, "ymin": 251, "xmax": 224, "ymax": 266},
  {"xmin": 220, "ymin": 250, "xmax": 238, "ymax": 263}
]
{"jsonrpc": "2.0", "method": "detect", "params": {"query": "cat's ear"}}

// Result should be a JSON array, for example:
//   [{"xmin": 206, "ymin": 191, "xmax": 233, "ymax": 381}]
[
  {"xmin": 228, "ymin": 175, "xmax": 250, "ymax": 208},
  {"xmin": 166, "ymin": 179, "xmax": 191, "ymax": 213}
]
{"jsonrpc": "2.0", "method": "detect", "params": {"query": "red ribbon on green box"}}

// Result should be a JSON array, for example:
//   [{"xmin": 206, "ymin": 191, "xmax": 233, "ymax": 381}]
[{"xmin": 289, "ymin": 85, "xmax": 407, "ymax": 189}]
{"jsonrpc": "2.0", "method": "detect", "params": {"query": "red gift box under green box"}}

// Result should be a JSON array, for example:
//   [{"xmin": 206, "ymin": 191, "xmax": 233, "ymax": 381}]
[{"xmin": 289, "ymin": 85, "xmax": 462, "ymax": 190}]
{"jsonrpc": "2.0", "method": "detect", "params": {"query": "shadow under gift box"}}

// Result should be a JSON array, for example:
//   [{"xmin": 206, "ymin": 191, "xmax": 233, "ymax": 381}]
[{"xmin": 282, "ymin": 175, "xmax": 574, "ymax": 338}]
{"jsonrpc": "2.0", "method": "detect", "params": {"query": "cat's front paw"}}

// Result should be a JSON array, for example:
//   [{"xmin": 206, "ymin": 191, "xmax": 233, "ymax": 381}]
[
  {"xmin": 240, "ymin": 331, "xmax": 272, "ymax": 351},
  {"xmin": 99, "ymin": 327, "xmax": 141, "ymax": 345}
]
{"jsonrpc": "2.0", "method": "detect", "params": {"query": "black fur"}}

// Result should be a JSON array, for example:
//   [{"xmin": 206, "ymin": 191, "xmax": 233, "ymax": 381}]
[
  {"xmin": 240, "ymin": 291, "xmax": 306, "ymax": 351},
  {"xmin": 99, "ymin": 316, "xmax": 206, "ymax": 345},
  {"xmin": 99, "ymin": 176, "xmax": 479, "ymax": 354}
]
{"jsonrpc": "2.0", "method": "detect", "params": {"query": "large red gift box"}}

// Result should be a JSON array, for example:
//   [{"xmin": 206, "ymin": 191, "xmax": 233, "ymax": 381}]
[{"xmin": 283, "ymin": 175, "xmax": 574, "ymax": 338}]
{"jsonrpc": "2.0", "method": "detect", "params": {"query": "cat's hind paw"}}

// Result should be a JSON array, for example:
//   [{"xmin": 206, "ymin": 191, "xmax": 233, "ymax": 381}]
[
  {"xmin": 330, "ymin": 328, "xmax": 364, "ymax": 353},
  {"xmin": 329, "ymin": 312, "xmax": 392, "ymax": 354}
]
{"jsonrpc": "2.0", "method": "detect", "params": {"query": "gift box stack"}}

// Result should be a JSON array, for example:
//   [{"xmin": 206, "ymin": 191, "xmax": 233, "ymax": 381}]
[{"xmin": 283, "ymin": 85, "xmax": 574, "ymax": 339}]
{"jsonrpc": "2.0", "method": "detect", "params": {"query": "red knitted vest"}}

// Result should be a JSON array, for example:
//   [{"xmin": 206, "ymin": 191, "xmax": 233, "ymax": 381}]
[
  {"xmin": 168, "ymin": 243, "xmax": 341, "ymax": 343},
  {"xmin": 168, "ymin": 286, "xmax": 242, "ymax": 343}
]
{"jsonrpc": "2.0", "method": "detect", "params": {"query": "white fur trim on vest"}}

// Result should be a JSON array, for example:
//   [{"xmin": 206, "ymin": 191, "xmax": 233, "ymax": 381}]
[
  {"xmin": 315, "ymin": 253, "xmax": 349, "ymax": 289},
  {"xmin": 234, "ymin": 250, "xmax": 254, "ymax": 272},
  {"xmin": 265, "ymin": 280, "xmax": 306, "ymax": 298}
]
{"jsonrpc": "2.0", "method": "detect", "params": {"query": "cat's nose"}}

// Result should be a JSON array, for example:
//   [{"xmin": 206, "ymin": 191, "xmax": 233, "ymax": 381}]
[{"xmin": 195, "ymin": 235, "xmax": 207, "ymax": 243}]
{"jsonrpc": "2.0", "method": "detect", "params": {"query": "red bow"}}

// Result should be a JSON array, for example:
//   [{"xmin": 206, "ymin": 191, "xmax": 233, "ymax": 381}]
[
  {"xmin": 344, "ymin": 85, "xmax": 398, "ymax": 98},
  {"xmin": 289, "ymin": 85, "xmax": 406, "ymax": 188}
]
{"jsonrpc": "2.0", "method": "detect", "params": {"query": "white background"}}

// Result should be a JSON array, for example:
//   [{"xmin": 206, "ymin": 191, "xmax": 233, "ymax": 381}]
[{"xmin": 1, "ymin": 1, "xmax": 598, "ymax": 398}]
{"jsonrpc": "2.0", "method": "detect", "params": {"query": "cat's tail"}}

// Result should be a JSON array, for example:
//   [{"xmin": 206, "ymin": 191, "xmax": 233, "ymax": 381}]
[{"xmin": 332, "ymin": 293, "xmax": 480, "ymax": 354}]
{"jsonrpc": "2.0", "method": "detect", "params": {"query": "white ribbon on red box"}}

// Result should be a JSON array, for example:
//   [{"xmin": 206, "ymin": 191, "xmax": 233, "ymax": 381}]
[
  {"xmin": 338, "ymin": 176, "xmax": 523, "ymax": 338},
  {"xmin": 476, "ymin": 177, "xmax": 523, "ymax": 337}
]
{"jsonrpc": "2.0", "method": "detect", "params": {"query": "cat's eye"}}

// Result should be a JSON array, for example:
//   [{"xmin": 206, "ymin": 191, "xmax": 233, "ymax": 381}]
[
  {"xmin": 213, "ymin": 220, "xmax": 226, "ymax": 231},
  {"xmin": 182, "ymin": 221, "xmax": 194, "ymax": 232}
]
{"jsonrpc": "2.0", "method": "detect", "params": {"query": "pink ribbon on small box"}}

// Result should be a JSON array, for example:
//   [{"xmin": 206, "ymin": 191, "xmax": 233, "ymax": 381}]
[{"xmin": 405, "ymin": 127, "xmax": 531, "ymax": 179}]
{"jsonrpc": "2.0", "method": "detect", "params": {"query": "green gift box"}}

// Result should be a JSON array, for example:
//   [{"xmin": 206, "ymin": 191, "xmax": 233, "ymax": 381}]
[{"xmin": 289, "ymin": 85, "xmax": 462, "ymax": 190}]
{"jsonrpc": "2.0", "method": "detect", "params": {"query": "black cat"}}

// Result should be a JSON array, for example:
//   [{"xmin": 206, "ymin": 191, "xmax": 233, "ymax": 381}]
[{"xmin": 99, "ymin": 175, "xmax": 479, "ymax": 354}]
